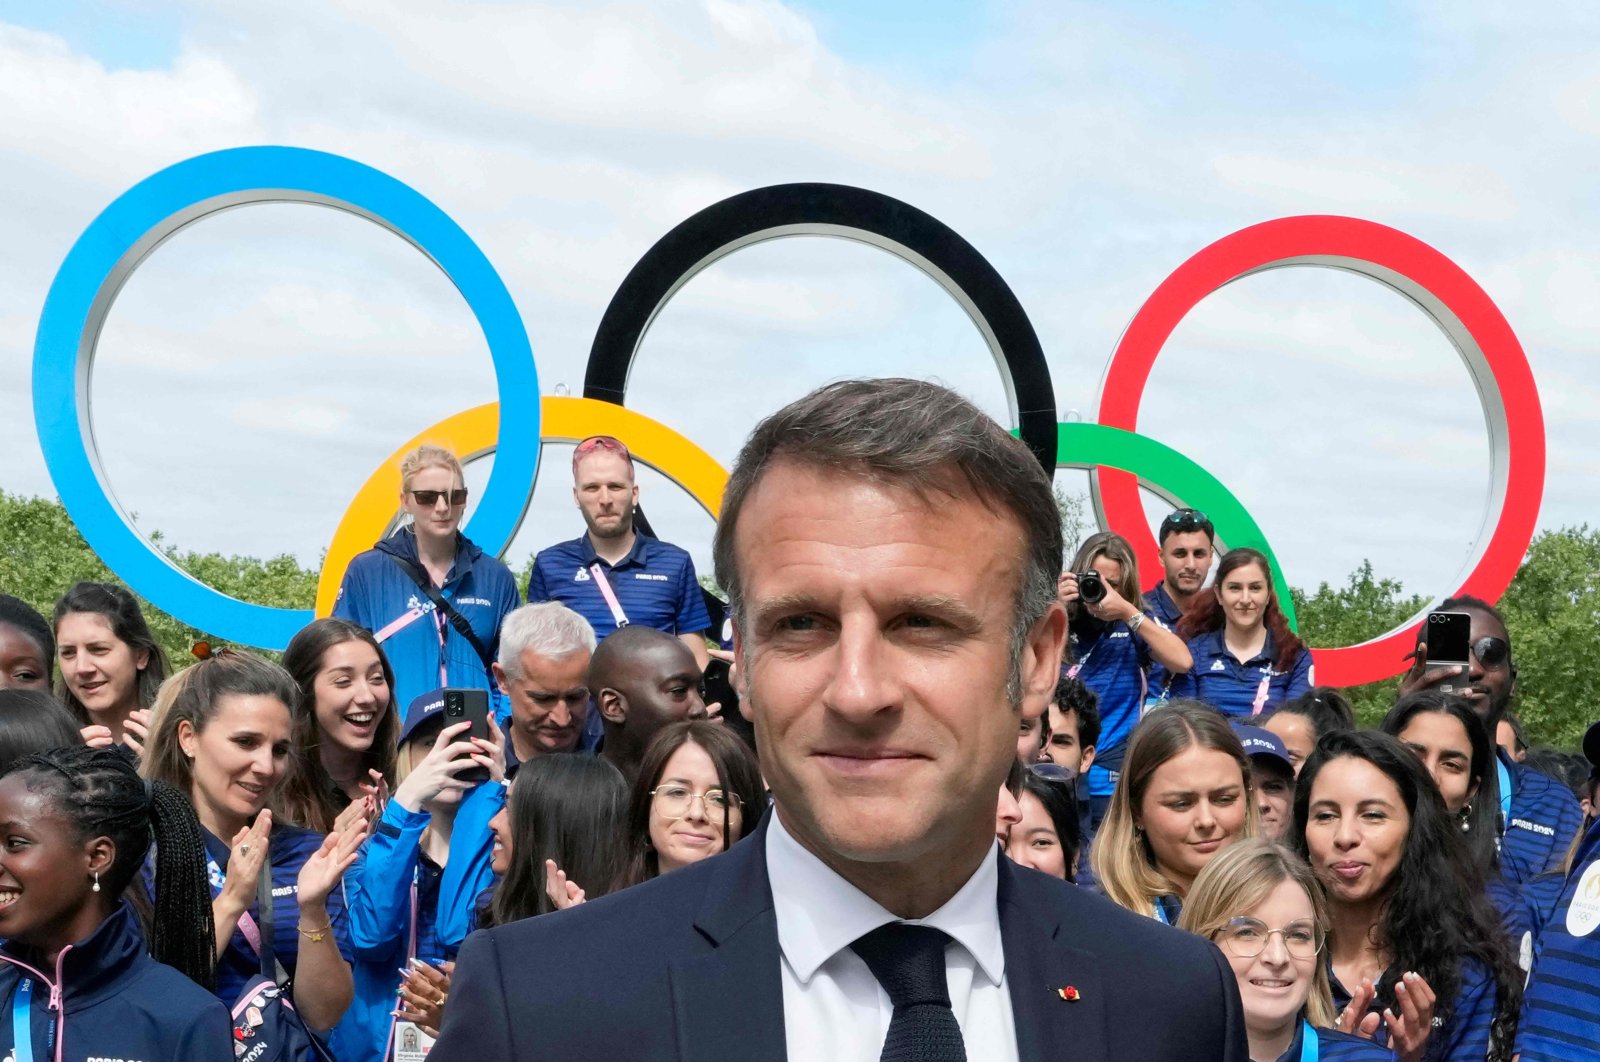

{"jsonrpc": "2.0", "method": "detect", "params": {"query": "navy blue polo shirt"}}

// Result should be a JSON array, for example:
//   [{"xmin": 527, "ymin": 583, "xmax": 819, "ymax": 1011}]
[
  {"xmin": 1275, "ymin": 1022, "xmax": 1393, "ymax": 1062},
  {"xmin": 1518, "ymin": 818, "xmax": 1600, "ymax": 1060},
  {"xmin": 1162, "ymin": 629, "xmax": 1313, "ymax": 718},
  {"xmin": 1068, "ymin": 617, "xmax": 1153, "ymax": 800},
  {"xmin": 1496, "ymin": 747, "xmax": 1584, "ymax": 886},
  {"xmin": 1142, "ymin": 582, "xmax": 1184, "ymax": 629},
  {"xmin": 526, "ymin": 531, "xmax": 711, "ymax": 641}
]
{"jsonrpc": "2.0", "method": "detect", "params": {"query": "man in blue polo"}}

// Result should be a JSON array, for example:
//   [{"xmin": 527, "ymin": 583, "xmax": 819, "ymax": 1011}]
[
  {"xmin": 1399, "ymin": 594, "xmax": 1582, "ymax": 885},
  {"xmin": 1143, "ymin": 508, "xmax": 1215, "ymax": 627},
  {"xmin": 527, "ymin": 435, "xmax": 711, "ymax": 666}
]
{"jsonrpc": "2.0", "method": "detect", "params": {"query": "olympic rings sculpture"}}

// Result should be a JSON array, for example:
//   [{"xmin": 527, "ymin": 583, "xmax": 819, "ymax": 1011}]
[{"xmin": 31, "ymin": 146, "xmax": 1545, "ymax": 687}]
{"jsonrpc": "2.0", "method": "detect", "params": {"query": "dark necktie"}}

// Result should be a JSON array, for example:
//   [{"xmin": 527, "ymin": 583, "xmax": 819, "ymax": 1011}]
[{"xmin": 850, "ymin": 922, "xmax": 968, "ymax": 1062}]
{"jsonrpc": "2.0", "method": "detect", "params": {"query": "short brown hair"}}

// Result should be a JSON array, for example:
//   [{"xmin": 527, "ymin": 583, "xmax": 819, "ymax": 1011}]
[{"xmin": 712, "ymin": 378, "xmax": 1062, "ymax": 658}]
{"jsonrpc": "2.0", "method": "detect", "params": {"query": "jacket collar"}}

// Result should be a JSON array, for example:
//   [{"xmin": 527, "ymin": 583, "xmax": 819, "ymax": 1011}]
[
  {"xmin": 1, "ymin": 901, "xmax": 149, "ymax": 1011},
  {"xmin": 669, "ymin": 812, "xmax": 1111, "ymax": 1062},
  {"xmin": 579, "ymin": 530, "xmax": 651, "ymax": 569},
  {"xmin": 377, "ymin": 527, "xmax": 483, "ymax": 587}
]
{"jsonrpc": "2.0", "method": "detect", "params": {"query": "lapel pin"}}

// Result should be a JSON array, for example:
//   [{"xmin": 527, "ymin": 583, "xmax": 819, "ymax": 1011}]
[{"xmin": 1056, "ymin": 986, "xmax": 1081, "ymax": 1002}]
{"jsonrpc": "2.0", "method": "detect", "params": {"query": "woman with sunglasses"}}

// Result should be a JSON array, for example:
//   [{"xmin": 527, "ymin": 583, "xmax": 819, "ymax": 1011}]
[
  {"xmin": 334, "ymin": 444, "xmax": 520, "ymax": 712},
  {"xmin": 620, "ymin": 720, "xmax": 764, "ymax": 885},
  {"xmin": 1178, "ymin": 839, "xmax": 1392, "ymax": 1062},
  {"xmin": 1168, "ymin": 548, "xmax": 1313, "ymax": 718},
  {"xmin": 1005, "ymin": 762, "xmax": 1084, "ymax": 882},
  {"xmin": 1292, "ymin": 729, "xmax": 1522, "ymax": 1062}
]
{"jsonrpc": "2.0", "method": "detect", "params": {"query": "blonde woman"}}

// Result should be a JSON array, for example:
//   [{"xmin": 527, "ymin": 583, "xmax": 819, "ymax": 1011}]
[
  {"xmin": 1178, "ymin": 840, "xmax": 1391, "ymax": 1062},
  {"xmin": 1091, "ymin": 701, "xmax": 1257, "ymax": 922},
  {"xmin": 334, "ymin": 444, "xmax": 520, "ymax": 710}
]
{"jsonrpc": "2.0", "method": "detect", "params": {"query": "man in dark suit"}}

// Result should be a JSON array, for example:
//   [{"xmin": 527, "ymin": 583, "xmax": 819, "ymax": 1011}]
[{"xmin": 432, "ymin": 378, "xmax": 1247, "ymax": 1061}]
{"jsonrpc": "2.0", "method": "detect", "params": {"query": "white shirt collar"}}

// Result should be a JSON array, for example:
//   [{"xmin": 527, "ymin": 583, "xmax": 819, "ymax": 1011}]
[{"xmin": 765, "ymin": 808, "xmax": 1006, "ymax": 987}]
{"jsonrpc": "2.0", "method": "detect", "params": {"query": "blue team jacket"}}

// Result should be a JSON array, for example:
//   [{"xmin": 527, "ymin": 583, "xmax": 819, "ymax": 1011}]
[
  {"xmin": 1495, "ymin": 748, "xmax": 1584, "ymax": 886},
  {"xmin": 1517, "ymin": 818, "xmax": 1600, "ymax": 1060},
  {"xmin": 0, "ymin": 901, "xmax": 232, "ymax": 1061},
  {"xmin": 334, "ymin": 528, "xmax": 520, "ymax": 711},
  {"xmin": 333, "ymin": 783, "xmax": 505, "ymax": 1062}
]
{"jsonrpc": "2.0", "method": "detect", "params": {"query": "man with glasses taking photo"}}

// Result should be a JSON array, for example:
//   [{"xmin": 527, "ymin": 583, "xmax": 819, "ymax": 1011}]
[
  {"xmin": 1144, "ymin": 508, "xmax": 1215, "ymax": 628},
  {"xmin": 433, "ymin": 378, "xmax": 1245, "ymax": 1061},
  {"xmin": 1399, "ymin": 594, "xmax": 1583, "ymax": 884}
]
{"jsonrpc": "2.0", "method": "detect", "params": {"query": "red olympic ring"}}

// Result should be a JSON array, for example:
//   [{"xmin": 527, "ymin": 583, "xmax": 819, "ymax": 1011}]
[{"xmin": 1093, "ymin": 215, "xmax": 1545, "ymax": 687}]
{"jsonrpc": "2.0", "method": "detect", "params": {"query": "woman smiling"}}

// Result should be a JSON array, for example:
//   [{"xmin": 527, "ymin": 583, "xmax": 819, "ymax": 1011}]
[{"xmin": 1180, "ymin": 839, "xmax": 1391, "ymax": 1062}]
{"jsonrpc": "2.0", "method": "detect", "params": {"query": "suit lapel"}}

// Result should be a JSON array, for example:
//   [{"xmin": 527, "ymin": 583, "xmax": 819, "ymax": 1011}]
[
  {"xmin": 669, "ymin": 814, "xmax": 788, "ymax": 1062},
  {"xmin": 1000, "ymin": 857, "xmax": 1111, "ymax": 1062}
]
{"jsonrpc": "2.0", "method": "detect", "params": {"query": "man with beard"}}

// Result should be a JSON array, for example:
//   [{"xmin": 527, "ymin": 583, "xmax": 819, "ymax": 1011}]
[
  {"xmin": 1143, "ymin": 508, "xmax": 1214, "ymax": 627},
  {"xmin": 1399, "ymin": 594, "xmax": 1583, "ymax": 883},
  {"xmin": 526, "ymin": 435, "xmax": 712, "ymax": 672}
]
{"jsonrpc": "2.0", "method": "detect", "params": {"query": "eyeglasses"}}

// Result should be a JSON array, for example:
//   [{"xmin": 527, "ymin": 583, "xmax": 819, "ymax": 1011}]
[
  {"xmin": 650, "ymin": 784, "xmax": 741, "ymax": 819},
  {"xmin": 1159, "ymin": 508, "xmax": 1212, "ymax": 535},
  {"xmin": 572, "ymin": 435, "xmax": 634, "ymax": 472},
  {"xmin": 1471, "ymin": 636, "xmax": 1510, "ymax": 669},
  {"xmin": 408, "ymin": 488, "xmax": 469, "ymax": 508},
  {"xmin": 1213, "ymin": 916, "xmax": 1323, "ymax": 959}
]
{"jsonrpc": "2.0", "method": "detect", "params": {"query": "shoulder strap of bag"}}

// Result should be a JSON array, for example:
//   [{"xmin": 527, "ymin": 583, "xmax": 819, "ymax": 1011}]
[
  {"xmin": 387, "ymin": 554, "xmax": 494, "ymax": 669},
  {"xmin": 256, "ymin": 859, "xmax": 290, "ymax": 986}
]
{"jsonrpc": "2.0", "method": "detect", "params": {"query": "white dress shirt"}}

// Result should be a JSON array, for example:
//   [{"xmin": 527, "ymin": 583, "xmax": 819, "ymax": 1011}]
[{"xmin": 767, "ymin": 811, "xmax": 1020, "ymax": 1062}]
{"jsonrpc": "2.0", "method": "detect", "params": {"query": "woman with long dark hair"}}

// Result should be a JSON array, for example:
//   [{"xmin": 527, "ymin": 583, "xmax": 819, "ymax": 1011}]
[
  {"xmin": 52, "ymin": 582, "xmax": 169, "ymax": 752},
  {"xmin": 1169, "ymin": 548, "xmax": 1312, "ymax": 717},
  {"xmin": 0, "ymin": 744, "xmax": 231, "ymax": 1057},
  {"xmin": 1292, "ymin": 729, "xmax": 1521, "ymax": 1062},
  {"xmin": 621, "ymin": 720, "xmax": 764, "ymax": 886},
  {"xmin": 483, "ymin": 754, "xmax": 630, "ymax": 926},
  {"xmin": 279, "ymin": 618, "xmax": 399, "ymax": 832},
  {"xmin": 1004, "ymin": 764, "xmax": 1084, "ymax": 882},
  {"xmin": 1091, "ymin": 701, "xmax": 1257, "ymax": 922}
]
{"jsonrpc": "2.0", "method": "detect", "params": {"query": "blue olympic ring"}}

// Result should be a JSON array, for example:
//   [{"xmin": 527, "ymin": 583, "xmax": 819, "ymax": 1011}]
[{"xmin": 32, "ymin": 146, "xmax": 540, "ymax": 648}]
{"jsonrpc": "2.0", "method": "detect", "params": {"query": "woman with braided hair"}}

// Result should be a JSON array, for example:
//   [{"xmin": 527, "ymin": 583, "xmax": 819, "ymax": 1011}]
[{"xmin": 0, "ymin": 744, "xmax": 232, "ymax": 1058}]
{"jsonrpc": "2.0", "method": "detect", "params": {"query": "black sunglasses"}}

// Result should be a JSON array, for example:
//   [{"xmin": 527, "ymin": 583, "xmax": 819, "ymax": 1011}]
[
  {"xmin": 409, "ymin": 488, "xmax": 469, "ymax": 508},
  {"xmin": 1160, "ymin": 508, "xmax": 1211, "ymax": 534},
  {"xmin": 1472, "ymin": 636, "xmax": 1510, "ymax": 669}
]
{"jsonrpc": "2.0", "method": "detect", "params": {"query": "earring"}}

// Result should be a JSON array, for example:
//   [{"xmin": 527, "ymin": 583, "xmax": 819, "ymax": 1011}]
[
  {"xmin": 1460, "ymin": 803, "xmax": 1473, "ymax": 833},
  {"xmin": 92, "ymin": 870, "xmax": 100, "ymax": 893}
]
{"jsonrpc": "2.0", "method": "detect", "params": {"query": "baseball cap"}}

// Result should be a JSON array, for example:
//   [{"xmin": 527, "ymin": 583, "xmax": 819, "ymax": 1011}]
[
  {"xmin": 1583, "ymin": 721, "xmax": 1600, "ymax": 769},
  {"xmin": 398, "ymin": 688, "xmax": 448, "ymax": 746},
  {"xmin": 1231, "ymin": 722, "xmax": 1293, "ymax": 775}
]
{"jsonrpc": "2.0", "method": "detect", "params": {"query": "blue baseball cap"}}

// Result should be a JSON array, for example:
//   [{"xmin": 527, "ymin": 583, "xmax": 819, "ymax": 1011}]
[
  {"xmin": 398, "ymin": 688, "xmax": 448, "ymax": 746},
  {"xmin": 1231, "ymin": 722, "xmax": 1293, "ymax": 775}
]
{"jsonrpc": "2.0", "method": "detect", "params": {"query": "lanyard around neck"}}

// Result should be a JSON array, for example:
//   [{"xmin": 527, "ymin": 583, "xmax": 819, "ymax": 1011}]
[
  {"xmin": 1497, "ymin": 758, "xmax": 1513, "ymax": 823},
  {"xmin": 12, "ymin": 979, "xmax": 34, "ymax": 1062}
]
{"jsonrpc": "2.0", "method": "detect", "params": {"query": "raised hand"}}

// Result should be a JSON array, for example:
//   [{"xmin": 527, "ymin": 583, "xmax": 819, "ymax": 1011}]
[
  {"xmin": 216, "ymin": 811, "xmax": 272, "ymax": 921},
  {"xmin": 544, "ymin": 859, "xmax": 586, "ymax": 911},
  {"xmin": 122, "ymin": 708, "xmax": 151, "ymax": 757},
  {"xmin": 391, "ymin": 721, "xmax": 489, "ymax": 812},
  {"xmin": 395, "ymin": 959, "xmax": 453, "ymax": 1038},
  {"xmin": 1382, "ymin": 971, "xmax": 1437, "ymax": 1062},
  {"xmin": 296, "ymin": 812, "xmax": 367, "ymax": 907}
]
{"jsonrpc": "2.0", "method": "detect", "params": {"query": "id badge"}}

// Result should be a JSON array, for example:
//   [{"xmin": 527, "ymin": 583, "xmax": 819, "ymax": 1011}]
[{"xmin": 393, "ymin": 1020, "xmax": 436, "ymax": 1061}]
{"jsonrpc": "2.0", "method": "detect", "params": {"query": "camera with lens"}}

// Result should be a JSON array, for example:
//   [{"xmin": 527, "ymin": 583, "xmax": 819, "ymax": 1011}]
[{"xmin": 1076, "ymin": 570, "xmax": 1106, "ymax": 606}]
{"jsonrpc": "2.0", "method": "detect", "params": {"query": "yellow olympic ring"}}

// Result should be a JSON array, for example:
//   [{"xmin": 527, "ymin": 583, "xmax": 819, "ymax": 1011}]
[{"xmin": 314, "ymin": 396, "xmax": 730, "ymax": 617}]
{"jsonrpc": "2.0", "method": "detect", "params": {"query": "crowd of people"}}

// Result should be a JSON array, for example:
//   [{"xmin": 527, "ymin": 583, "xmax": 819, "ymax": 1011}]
[{"xmin": 0, "ymin": 383, "xmax": 1595, "ymax": 1061}]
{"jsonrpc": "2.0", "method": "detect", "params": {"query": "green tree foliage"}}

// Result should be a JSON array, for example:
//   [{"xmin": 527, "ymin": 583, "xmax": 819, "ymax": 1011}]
[
  {"xmin": 0, "ymin": 490, "xmax": 316, "ymax": 668},
  {"xmin": 1291, "ymin": 560, "xmax": 1428, "ymax": 727},
  {"xmin": 2, "ymin": 490, "xmax": 1592, "ymax": 748},
  {"xmin": 1498, "ymin": 526, "xmax": 1600, "ymax": 751}
]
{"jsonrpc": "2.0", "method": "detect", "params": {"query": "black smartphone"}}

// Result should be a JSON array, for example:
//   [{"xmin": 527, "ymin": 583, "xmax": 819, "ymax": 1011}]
[
  {"xmin": 443, "ymin": 688, "xmax": 491, "ymax": 783},
  {"xmin": 701, "ymin": 658, "xmax": 739, "ymax": 721},
  {"xmin": 1425, "ymin": 611, "xmax": 1473, "ymax": 694}
]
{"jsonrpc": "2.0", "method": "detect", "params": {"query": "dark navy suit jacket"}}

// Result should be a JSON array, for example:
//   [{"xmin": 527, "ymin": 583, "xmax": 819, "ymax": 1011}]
[{"xmin": 431, "ymin": 816, "xmax": 1247, "ymax": 1061}]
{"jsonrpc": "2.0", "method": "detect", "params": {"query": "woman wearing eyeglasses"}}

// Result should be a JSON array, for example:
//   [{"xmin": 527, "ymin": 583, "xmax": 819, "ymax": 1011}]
[
  {"xmin": 1178, "ymin": 839, "xmax": 1392, "ymax": 1062},
  {"xmin": 1292, "ymin": 730, "xmax": 1522, "ymax": 1062},
  {"xmin": 334, "ymin": 444, "xmax": 521, "ymax": 712},
  {"xmin": 621, "ymin": 720, "xmax": 764, "ymax": 885}
]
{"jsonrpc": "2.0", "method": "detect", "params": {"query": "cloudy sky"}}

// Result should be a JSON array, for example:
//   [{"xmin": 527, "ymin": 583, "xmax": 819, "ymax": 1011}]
[{"xmin": 2, "ymin": 1, "xmax": 1596, "ymax": 636}]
